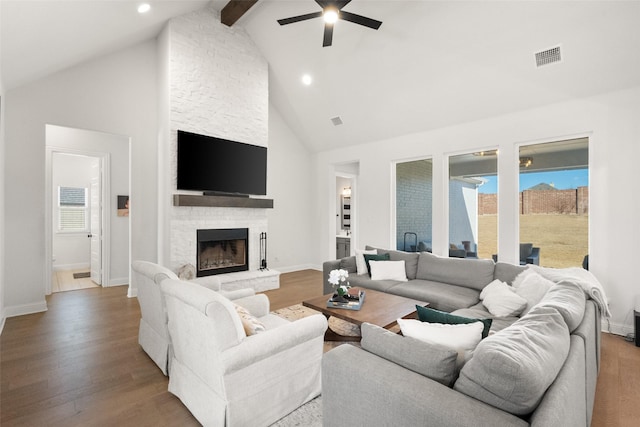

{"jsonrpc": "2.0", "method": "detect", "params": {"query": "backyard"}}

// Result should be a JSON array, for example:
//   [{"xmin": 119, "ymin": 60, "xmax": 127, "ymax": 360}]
[{"xmin": 477, "ymin": 214, "xmax": 589, "ymax": 268}]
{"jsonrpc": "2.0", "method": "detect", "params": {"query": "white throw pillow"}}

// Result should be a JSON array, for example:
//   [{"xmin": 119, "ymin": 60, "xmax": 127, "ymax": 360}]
[
  {"xmin": 514, "ymin": 271, "xmax": 554, "ymax": 315},
  {"xmin": 356, "ymin": 249, "xmax": 377, "ymax": 275},
  {"xmin": 480, "ymin": 279, "xmax": 507, "ymax": 300},
  {"xmin": 369, "ymin": 260, "xmax": 408, "ymax": 281},
  {"xmin": 482, "ymin": 282, "xmax": 528, "ymax": 317},
  {"xmin": 398, "ymin": 319, "xmax": 484, "ymax": 368},
  {"xmin": 511, "ymin": 267, "xmax": 535, "ymax": 289}
]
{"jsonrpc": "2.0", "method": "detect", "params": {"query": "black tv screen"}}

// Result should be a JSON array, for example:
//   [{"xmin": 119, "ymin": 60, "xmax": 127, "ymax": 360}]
[{"xmin": 177, "ymin": 130, "xmax": 267, "ymax": 196}]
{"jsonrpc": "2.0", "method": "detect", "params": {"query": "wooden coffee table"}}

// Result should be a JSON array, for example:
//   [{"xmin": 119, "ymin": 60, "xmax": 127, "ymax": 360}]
[{"xmin": 302, "ymin": 288, "xmax": 429, "ymax": 342}]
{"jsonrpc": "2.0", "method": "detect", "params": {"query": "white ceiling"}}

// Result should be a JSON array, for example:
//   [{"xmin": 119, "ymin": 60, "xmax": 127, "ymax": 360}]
[{"xmin": 2, "ymin": 1, "xmax": 640, "ymax": 153}]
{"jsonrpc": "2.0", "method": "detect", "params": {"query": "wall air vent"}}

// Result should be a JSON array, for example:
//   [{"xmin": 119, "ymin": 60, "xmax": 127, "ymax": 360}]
[
  {"xmin": 535, "ymin": 46, "xmax": 562, "ymax": 67},
  {"xmin": 330, "ymin": 116, "xmax": 344, "ymax": 126}
]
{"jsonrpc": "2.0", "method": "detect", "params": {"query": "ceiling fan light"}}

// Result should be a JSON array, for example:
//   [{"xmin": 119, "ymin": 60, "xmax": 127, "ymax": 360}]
[{"xmin": 323, "ymin": 9, "xmax": 338, "ymax": 24}]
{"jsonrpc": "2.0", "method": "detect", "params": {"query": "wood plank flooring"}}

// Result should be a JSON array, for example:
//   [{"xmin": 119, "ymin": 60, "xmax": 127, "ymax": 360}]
[{"xmin": 1, "ymin": 269, "xmax": 638, "ymax": 426}]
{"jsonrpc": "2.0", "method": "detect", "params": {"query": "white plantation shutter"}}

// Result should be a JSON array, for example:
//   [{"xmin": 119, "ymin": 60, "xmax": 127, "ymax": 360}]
[{"xmin": 59, "ymin": 186, "xmax": 88, "ymax": 231}]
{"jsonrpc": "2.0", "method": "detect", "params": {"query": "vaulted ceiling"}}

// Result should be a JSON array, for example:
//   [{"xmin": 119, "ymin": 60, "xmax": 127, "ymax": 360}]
[{"xmin": 2, "ymin": 1, "xmax": 640, "ymax": 153}]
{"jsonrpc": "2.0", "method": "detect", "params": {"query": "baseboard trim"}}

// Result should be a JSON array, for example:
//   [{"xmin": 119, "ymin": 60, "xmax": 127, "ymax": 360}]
[
  {"xmin": 108, "ymin": 277, "xmax": 129, "ymax": 287},
  {"xmin": 274, "ymin": 264, "xmax": 321, "ymax": 273},
  {"xmin": 53, "ymin": 263, "xmax": 90, "ymax": 272},
  {"xmin": 602, "ymin": 319, "xmax": 634, "ymax": 336},
  {"xmin": 4, "ymin": 301, "xmax": 48, "ymax": 318}
]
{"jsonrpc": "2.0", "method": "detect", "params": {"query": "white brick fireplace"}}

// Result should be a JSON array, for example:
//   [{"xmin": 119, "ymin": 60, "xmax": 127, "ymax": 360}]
[{"xmin": 157, "ymin": 5, "xmax": 273, "ymax": 286}]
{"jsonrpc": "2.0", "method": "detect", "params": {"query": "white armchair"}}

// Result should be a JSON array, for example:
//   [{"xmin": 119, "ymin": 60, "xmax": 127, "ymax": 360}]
[
  {"xmin": 161, "ymin": 278, "xmax": 328, "ymax": 427},
  {"xmin": 132, "ymin": 260, "xmax": 255, "ymax": 375}
]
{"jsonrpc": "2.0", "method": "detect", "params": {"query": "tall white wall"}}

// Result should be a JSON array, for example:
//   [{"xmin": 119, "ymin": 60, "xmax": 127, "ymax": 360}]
[
  {"xmin": 315, "ymin": 86, "xmax": 640, "ymax": 335},
  {"xmin": 266, "ymin": 106, "xmax": 315, "ymax": 272},
  {"xmin": 3, "ymin": 40, "xmax": 158, "ymax": 316}
]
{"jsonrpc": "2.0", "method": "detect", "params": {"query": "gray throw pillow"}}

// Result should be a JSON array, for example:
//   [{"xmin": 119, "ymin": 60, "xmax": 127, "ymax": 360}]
[
  {"xmin": 361, "ymin": 323, "xmax": 458, "ymax": 387},
  {"xmin": 454, "ymin": 305, "xmax": 570, "ymax": 415}
]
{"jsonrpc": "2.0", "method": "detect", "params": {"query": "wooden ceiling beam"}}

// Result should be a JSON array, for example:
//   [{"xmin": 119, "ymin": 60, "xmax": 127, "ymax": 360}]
[{"xmin": 221, "ymin": 0, "xmax": 259, "ymax": 27}]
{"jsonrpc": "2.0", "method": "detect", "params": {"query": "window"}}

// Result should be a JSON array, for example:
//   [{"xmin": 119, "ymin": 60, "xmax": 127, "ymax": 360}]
[
  {"xmin": 396, "ymin": 159, "xmax": 433, "ymax": 252},
  {"xmin": 449, "ymin": 151, "xmax": 498, "ymax": 259},
  {"xmin": 58, "ymin": 186, "xmax": 88, "ymax": 232},
  {"xmin": 519, "ymin": 138, "xmax": 589, "ymax": 268}
]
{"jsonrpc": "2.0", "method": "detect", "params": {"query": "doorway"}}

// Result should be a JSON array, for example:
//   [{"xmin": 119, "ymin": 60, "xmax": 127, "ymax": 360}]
[
  {"xmin": 50, "ymin": 152, "xmax": 102, "ymax": 292},
  {"xmin": 45, "ymin": 125, "xmax": 131, "ymax": 295},
  {"xmin": 334, "ymin": 163, "xmax": 358, "ymax": 259}
]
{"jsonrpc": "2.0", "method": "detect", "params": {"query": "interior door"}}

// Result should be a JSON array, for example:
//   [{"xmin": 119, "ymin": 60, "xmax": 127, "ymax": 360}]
[{"xmin": 90, "ymin": 164, "xmax": 102, "ymax": 285}]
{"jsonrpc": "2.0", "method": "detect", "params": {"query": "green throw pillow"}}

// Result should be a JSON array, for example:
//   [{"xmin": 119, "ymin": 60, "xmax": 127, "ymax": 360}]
[
  {"xmin": 416, "ymin": 305, "xmax": 492, "ymax": 339},
  {"xmin": 363, "ymin": 253, "xmax": 391, "ymax": 276}
]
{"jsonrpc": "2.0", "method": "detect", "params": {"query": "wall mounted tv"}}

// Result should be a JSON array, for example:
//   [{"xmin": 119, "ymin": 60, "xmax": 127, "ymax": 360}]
[{"xmin": 177, "ymin": 130, "xmax": 267, "ymax": 196}]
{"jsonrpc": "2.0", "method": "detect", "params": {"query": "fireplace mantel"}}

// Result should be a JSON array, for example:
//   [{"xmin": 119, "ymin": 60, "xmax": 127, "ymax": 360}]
[{"xmin": 173, "ymin": 194, "xmax": 274, "ymax": 209}]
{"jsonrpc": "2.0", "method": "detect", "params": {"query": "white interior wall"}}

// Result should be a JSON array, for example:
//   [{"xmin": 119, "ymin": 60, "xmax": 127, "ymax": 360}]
[
  {"xmin": 315, "ymin": 85, "xmax": 640, "ymax": 335},
  {"xmin": 51, "ymin": 153, "xmax": 95, "ymax": 270},
  {"xmin": 266, "ymin": 106, "xmax": 315, "ymax": 272},
  {"xmin": 0, "ymin": 88, "xmax": 6, "ymax": 329},
  {"xmin": 3, "ymin": 40, "xmax": 157, "ymax": 316}
]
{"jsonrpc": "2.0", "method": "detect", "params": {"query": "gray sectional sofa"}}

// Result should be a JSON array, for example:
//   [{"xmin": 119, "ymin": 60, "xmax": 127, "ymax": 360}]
[{"xmin": 321, "ymin": 247, "xmax": 602, "ymax": 427}]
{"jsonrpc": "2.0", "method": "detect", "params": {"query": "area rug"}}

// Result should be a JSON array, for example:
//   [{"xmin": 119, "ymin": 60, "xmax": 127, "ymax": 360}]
[
  {"xmin": 269, "ymin": 396, "xmax": 322, "ymax": 427},
  {"xmin": 272, "ymin": 304, "xmax": 360, "ymax": 337}
]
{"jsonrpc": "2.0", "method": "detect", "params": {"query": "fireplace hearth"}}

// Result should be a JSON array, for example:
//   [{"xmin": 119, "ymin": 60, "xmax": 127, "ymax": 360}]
[{"xmin": 197, "ymin": 228, "xmax": 249, "ymax": 277}]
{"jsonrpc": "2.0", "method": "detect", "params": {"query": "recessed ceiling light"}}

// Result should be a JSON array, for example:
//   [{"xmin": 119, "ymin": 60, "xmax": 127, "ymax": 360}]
[
  {"xmin": 302, "ymin": 74, "xmax": 312, "ymax": 85},
  {"xmin": 138, "ymin": 3, "xmax": 151, "ymax": 14}
]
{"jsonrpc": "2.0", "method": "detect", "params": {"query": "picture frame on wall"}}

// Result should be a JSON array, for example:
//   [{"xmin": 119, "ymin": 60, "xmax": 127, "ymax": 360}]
[{"xmin": 117, "ymin": 195, "xmax": 129, "ymax": 217}]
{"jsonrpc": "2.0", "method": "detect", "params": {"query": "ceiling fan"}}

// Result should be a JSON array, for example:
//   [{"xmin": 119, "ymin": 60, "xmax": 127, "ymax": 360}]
[{"xmin": 277, "ymin": 0, "xmax": 382, "ymax": 47}]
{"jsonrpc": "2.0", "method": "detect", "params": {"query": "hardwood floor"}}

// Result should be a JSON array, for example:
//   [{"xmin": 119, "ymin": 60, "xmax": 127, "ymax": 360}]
[{"xmin": 1, "ymin": 269, "xmax": 638, "ymax": 426}]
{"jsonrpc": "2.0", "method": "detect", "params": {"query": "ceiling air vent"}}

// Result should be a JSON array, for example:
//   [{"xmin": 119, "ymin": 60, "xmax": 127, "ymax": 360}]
[
  {"xmin": 535, "ymin": 45, "xmax": 562, "ymax": 67},
  {"xmin": 330, "ymin": 116, "xmax": 344, "ymax": 126}
]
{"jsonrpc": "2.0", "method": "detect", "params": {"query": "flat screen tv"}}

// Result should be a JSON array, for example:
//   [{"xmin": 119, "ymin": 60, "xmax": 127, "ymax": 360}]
[{"xmin": 177, "ymin": 130, "xmax": 267, "ymax": 196}]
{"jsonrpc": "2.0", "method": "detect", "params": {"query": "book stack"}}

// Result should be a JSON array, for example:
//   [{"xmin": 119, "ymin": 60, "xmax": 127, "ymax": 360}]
[{"xmin": 327, "ymin": 289, "xmax": 366, "ymax": 311}]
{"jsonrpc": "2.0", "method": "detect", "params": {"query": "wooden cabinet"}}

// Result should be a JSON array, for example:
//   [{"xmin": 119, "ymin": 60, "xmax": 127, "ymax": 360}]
[{"xmin": 336, "ymin": 237, "xmax": 351, "ymax": 259}]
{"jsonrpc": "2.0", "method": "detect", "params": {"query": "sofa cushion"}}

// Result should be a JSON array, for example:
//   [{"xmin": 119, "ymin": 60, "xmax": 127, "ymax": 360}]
[
  {"xmin": 452, "ymin": 303, "xmax": 519, "ymax": 333},
  {"xmin": 363, "ymin": 253, "xmax": 390, "ymax": 275},
  {"xmin": 355, "ymin": 249, "xmax": 377, "ymax": 275},
  {"xmin": 346, "ymin": 275, "xmax": 401, "ymax": 293},
  {"xmin": 416, "ymin": 251, "xmax": 495, "ymax": 291},
  {"xmin": 416, "ymin": 305, "xmax": 492, "ymax": 338},
  {"xmin": 360, "ymin": 323, "xmax": 459, "ymax": 387},
  {"xmin": 454, "ymin": 305, "xmax": 570, "ymax": 415},
  {"xmin": 387, "ymin": 279, "xmax": 480, "ymax": 312},
  {"xmin": 369, "ymin": 260, "xmax": 408, "ymax": 282},
  {"xmin": 494, "ymin": 262, "xmax": 527, "ymax": 285},
  {"xmin": 513, "ymin": 271, "xmax": 554, "ymax": 315},
  {"xmin": 535, "ymin": 280, "xmax": 586, "ymax": 332},
  {"xmin": 366, "ymin": 246, "xmax": 420, "ymax": 280},
  {"xmin": 339, "ymin": 256, "xmax": 357, "ymax": 274},
  {"xmin": 397, "ymin": 318, "xmax": 484, "ymax": 368},
  {"xmin": 482, "ymin": 281, "xmax": 527, "ymax": 317}
]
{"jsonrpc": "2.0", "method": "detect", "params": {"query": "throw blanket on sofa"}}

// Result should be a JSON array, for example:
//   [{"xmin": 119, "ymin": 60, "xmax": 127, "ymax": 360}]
[{"xmin": 530, "ymin": 265, "xmax": 611, "ymax": 318}]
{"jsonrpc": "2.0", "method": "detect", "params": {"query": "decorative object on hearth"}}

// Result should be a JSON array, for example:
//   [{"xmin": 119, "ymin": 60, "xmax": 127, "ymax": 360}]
[{"xmin": 277, "ymin": 0, "xmax": 382, "ymax": 47}]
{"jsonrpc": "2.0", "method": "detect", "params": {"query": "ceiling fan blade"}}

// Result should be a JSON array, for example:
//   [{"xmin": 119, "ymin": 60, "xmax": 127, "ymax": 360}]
[
  {"xmin": 278, "ymin": 11, "xmax": 323, "ymax": 26},
  {"xmin": 323, "ymin": 23, "xmax": 334, "ymax": 47},
  {"xmin": 339, "ymin": 10, "xmax": 382, "ymax": 30}
]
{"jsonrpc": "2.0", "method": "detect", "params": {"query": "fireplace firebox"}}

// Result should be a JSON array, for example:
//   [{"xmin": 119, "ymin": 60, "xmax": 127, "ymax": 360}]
[{"xmin": 197, "ymin": 228, "xmax": 249, "ymax": 277}]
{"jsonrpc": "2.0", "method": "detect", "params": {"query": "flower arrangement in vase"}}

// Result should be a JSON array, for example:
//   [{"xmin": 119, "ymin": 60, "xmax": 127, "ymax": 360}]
[{"xmin": 327, "ymin": 268, "xmax": 350, "ymax": 303}]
